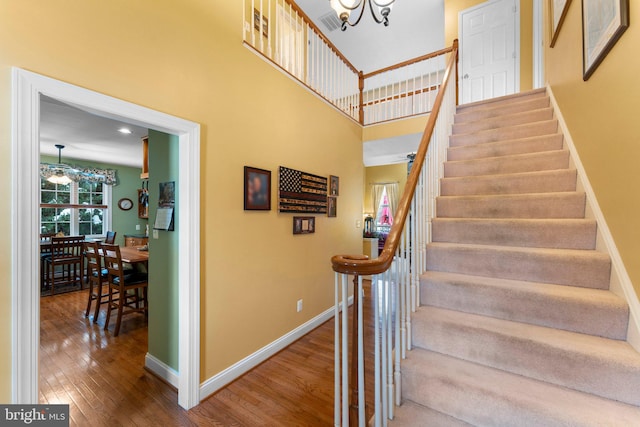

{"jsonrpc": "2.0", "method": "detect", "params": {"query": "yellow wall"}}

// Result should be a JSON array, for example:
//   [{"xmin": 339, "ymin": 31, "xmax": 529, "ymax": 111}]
[
  {"xmin": 0, "ymin": 0, "xmax": 363, "ymax": 400},
  {"xmin": 544, "ymin": 3, "xmax": 640, "ymax": 297},
  {"xmin": 444, "ymin": 0, "xmax": 533, "ymax": 92},
  {"xmin": 362, "ymin": 116, "xmax": 429, "ymax": 143},
  {"xmin": 364, "ymin": 164, "xmax": 408, "ymax": 216}
]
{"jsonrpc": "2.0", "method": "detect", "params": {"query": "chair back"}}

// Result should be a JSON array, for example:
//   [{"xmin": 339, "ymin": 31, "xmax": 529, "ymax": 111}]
[
  {"xmin": 40, "ymin": 233, "xmax": 55, "ymax": 243},
  {"xmin": 100, "ymin": 243, "xmax": 125, "ymax": 284},
  {"xmin": 50, "ymin": 236, "xmax": 85, "ymax": 260},
  {"xmin": 105, "ymin": 231, "xmax": 117, "ymax": 244},
  {"xmin": 85, "ymin": 241, "xmax": 102, "ymax": 277}
]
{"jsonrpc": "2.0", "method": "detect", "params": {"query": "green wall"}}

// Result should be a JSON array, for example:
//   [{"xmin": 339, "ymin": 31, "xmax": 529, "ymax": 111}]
[
  {"xmin": 147, "ymin": 130, "xmax": 179, "ymax": 370},
  {"xmin": 40, "ymin": 155, "xmax": 148, "ymax": 246}
]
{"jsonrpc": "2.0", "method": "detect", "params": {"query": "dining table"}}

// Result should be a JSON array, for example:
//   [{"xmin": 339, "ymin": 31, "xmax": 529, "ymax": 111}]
[{"xmin": 119, "ymin": 245, "xmax": 149, "ymax": 266}]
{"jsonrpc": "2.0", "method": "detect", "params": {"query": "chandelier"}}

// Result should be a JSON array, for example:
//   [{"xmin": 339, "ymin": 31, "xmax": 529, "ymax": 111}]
[
  {"xmin": 41, "ymin": 144, "xmax": 114, "ymax": 185},
  {"xmin": 330, "ymin": 0, "xmax": 396, "ymax": 31}
]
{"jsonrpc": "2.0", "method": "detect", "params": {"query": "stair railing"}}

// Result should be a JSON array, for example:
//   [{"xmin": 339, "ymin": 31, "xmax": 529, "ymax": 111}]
[
  {"xmin": 331, "ymin": 40, "xmax": 458, "ymax": 427},
  {"xmin": 243, "ymin": 0, "xmax": 456, "ymax": 126}
]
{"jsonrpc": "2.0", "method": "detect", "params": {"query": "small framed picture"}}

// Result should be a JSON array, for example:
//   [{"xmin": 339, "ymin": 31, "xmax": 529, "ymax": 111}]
[
  {"xmin": 254, "ymin": 8, "xmax": 268, "ymax": 38},
  {"xmin": 244, "ymin": 166, "xmax": 271, "ymax": 211},
  {"xmin": 550, "ymin": 0, "xmax": 572, "ymax": 47},
  {"xmin": 327, "ymin": 196, "xmax": 337, "ymax": 218},
  {"xmin": 329, "ymin": 175, "xmax": 339, "ymax": 196},
  {"xmin": 293, "ymin": 216, "xmax": 315, "ymax": 234}
]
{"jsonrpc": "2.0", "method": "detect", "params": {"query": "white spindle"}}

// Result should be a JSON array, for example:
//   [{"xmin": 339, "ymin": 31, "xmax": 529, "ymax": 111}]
[
  {"xmin": 334, "ymin": 273, "xmax": 341, "ymax": 427},
  {"xmin": 341, "ymin": 274, "xmax": 349, "ymax": 427},
  {"xmin": 357, "ymin": 275, "xmax": 365, "ymax": 425}
]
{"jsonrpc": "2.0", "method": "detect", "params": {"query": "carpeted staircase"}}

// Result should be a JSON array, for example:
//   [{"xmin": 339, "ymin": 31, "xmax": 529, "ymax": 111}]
[{"xmin": 391, "ymin": 89, "xmax": 640, "ymax": 426}]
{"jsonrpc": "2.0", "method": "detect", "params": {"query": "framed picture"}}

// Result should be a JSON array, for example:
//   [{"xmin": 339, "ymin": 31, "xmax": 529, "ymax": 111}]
[
  {"xmin": 293, "ymin": 216, "xmax": 315, "ymax": 234},
  {"xmin": 550, "ymin": 0, "xmax": 572, "ymax": 47},
  {"xmin": 254, "ymin": 8, "xmax": 268, "ymax": 38},
  {"xmin": 329, "ymin": 175, "xmax": 339, "ymax": 196},
  {"xmin": 582, "ymin": 0, "xmax": 629, "ymax": 80},
  {"xmin": 244, "ymin": 166, "xmax": 271, "ymax": 210},
  {"xmin": 327, "ymin": 196, "xmax": 337, "ymax": 218}
]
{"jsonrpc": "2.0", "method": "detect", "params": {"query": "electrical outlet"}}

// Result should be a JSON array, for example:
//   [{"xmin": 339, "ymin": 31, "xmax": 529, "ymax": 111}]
[{"xmin": 296, "ymin": 299, "xmax": 303, "ymax": 312}]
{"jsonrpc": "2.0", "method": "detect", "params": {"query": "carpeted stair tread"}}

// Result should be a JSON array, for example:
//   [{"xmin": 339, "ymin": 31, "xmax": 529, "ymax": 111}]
[
  {"xmin": 454, "ymin": 96, "xmax": 551, "ymax": 124},
  {"xmin": 452, "ymin": 107, "xmax": 554, "ymax": 135},
  {"xmin": 440, "ymin": 169, "xmax": 577, "ymax": 196},
  {"xmin": 444, "ymin": 150, "xmax": 570, "ymax": 177},
  {"xmin": 426, "ymin": 242, "xmax": 611, "ymax": 289},
  {"xmin": 412, "ymin": 306, "xmax": 640, "ymax": 406},
  {"xmin": 456, "ymin": 88, "xmax": 547, "ymax": 114},
  {"xmin": 390, "ymin": 401, "xmax": 472, "ymax": 427},
  {"xmin": 431, "ymin": 218, "xmax": 596, "ymax": 249},
  {"xmin": 420, "ymin": 271, "xmax": 628, "ymax": 339},
  {"xmin": 449, "ymin": 120, "xmax": 559, "ymax": 148},
  {"xmin": 436, "ymin": 192, "xmax": 586, "ymax": 219},
  {"xmin": 402, "ymin": 349, "xmax": 640, "ymax": 426},
  {"xmin": 447, "ymin": 133, "xmax": 564, "ymax": 161}
]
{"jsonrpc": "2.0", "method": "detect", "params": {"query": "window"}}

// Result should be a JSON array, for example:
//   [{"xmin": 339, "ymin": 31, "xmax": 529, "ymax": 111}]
[
  {"xmin": 375, "ymin": 188, "xmax": 394, "ymax": 233},
  {"xmin": 40, "ymin": 178, "xmax": 111, "ymax": 238}
]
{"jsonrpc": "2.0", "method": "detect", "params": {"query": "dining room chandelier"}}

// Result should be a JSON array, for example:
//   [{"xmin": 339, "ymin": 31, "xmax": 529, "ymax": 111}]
[
  {"xmin": 41, "ymin": 144, "xmax": 115, "ymax": 185},
  {"xmin": 330, "ymin": 0, "xmax": 396, "ymax": 31},
  {"xmin": 44, "ymin": 144, "xmax": 78, "ymax": 185}
]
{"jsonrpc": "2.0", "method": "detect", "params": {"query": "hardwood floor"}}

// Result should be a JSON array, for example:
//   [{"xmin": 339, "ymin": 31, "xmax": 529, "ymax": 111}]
[{"xmin": 40, "ymin": 281, "xmax": 377, "ymax": 426}]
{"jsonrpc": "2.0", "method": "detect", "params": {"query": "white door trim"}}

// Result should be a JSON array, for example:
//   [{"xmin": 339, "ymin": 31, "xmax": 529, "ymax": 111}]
[
  {"xmin": 11, "ymin": 68, "xmax": 201, "ymax": 409},
  {"xmin": 458, "ymin": 0, "xmax": 521, "ymax": 101},
  {"xmin": 532, "ymin": 0, "xmax": 545, "ymax": 88}
]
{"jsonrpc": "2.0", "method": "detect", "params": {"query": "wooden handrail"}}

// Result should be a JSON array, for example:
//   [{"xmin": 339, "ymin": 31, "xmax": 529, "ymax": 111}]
[
  {"xmin": 362, "ymin": 45, "xmax": 456, "ymax": 80},
  {"xmin": 331, "ymin": 39, "xmax": 458, "ymax": 276}
]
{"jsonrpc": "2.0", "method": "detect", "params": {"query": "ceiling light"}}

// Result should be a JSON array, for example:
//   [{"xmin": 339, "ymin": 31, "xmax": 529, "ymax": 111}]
[
  {"xmin": 330, "ymin": 0, "xmax": 396, "ymax": 31},
  {"xmin": 45, "ymin": 145, "xmax": 77, "ymax": 185},
  {"xmin": 118, "ymin": 127, "xmax": 132, "ymax": 134}
]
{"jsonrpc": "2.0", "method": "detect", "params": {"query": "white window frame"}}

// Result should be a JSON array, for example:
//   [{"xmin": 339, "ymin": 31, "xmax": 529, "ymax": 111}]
[{"xmin": 39, "ymin": 178, "xmax": 112, "ymax": 239}]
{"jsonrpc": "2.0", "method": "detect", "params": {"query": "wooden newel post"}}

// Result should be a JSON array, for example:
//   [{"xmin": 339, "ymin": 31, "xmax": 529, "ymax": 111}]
[{"xmin": 349, "ymin": 274, "xmax": 362, "ymax": 426}]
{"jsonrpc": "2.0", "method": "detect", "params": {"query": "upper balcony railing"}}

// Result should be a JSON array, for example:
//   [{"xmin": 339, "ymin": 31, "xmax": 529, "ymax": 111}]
[{"xmin": 243, "ymin": 0, "xmax": 456, "ymax": 126}]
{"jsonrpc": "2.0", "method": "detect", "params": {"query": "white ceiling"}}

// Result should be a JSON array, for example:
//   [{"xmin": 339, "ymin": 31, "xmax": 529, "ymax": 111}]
[
  {"xmin": 40, "ymin": 96, "xmax": 148, "ymax": 168},
  {"xmin": 39, "ymin": 1, "xmax": 444, "ymax": 168}
]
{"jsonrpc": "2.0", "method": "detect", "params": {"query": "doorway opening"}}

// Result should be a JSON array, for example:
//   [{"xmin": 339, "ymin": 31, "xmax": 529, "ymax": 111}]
[{"xmin": 11, "ymin": 68, "xmax": 201, "ymax": 409}]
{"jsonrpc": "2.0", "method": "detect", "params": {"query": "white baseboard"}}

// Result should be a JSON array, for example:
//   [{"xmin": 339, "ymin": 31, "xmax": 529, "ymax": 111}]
[
  {"xmin": 200, "ymin": 297, "xmax": 353, "ymax": 401},
  {"xmin": 145, "ymin": 353, "xmax": 180, "ymax": 389},
  {"xmin": 548, "ymin": 86, "xmax": 640, "ymax": 352}
]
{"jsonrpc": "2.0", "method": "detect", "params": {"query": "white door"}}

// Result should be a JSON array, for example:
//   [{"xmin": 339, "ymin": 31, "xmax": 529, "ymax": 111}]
[{"xmin": 459, "ymin": 0, "xmax": 519, "ymax": 104}]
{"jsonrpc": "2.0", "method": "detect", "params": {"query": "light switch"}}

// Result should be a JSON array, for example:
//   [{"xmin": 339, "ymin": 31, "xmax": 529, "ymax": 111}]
[{"xmin": 153, "ymin": 229, "xmax": 159, "ymax": 239}]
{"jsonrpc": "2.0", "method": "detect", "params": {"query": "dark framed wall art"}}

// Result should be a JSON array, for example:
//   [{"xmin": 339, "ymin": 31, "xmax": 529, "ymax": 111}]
[
  {"xmin": 244, "ymin": 166, "xmax": 271, "ymax": 210},
  {"xmin": 550, "ymin": 0, "xmax": 572, "ymax": 47},
  {"xmin": 582, "ymin": 0, "xmax": 629, "ymax": 80}
]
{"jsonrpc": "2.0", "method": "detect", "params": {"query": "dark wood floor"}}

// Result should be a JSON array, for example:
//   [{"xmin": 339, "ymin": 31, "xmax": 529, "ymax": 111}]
[{"xmin": 40, "ymin": 281, "xmax": 376, "ymax": 426}]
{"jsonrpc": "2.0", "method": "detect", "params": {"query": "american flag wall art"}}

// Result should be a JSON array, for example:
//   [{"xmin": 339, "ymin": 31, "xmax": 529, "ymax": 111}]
[{"xmin": 278, "ymin": 166, "xmax": 328, "ymax": 214}]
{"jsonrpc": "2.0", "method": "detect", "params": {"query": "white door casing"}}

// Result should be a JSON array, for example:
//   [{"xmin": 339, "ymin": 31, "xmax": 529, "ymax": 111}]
[
  {"xmin": 459, "ymin": 0, "xmax": 520, "ymax": 104},
  {"xmin": 11, "ymin": 68, "xmax": 201, "ymax": 409}
]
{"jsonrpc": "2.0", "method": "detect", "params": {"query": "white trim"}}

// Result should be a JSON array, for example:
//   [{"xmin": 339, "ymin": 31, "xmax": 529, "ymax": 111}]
[
  {"xmin": 532, "ymin": 0, "xmax": 545, "ymax": 88},
  {"xmin": 200, "ymin": 297, "xmax": 354, "ymax": 401},
  {"xmin": 547, "ymin": 86, "xmax": 640, "ymax": 352},
  {"xmin": 11, "ymin": 68, "xmax": 201, "ymax": 409},
  {"xmin": 145, "ymin": 353, "xmax": 180, "ymax": 389}
]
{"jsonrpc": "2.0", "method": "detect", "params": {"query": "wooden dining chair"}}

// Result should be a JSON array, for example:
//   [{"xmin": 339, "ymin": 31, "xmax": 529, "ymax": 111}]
[
  {"xmin": 101, "ymin": 243, "xmax": 148, "ymax": 336},
  {"xmin": 84, "ymin": 241, "xmax": 110, "ymax": 323},
  {"xmin": 40, "ymin": 233, "xmax": 56, "ymax": 289},
  {"xmin": 104, "ymin": 230, "xmax": 117, "ymax": 244},
  {"xmin": 44, "ymin": 235, "xmax": 85, "ymax": 296}
]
